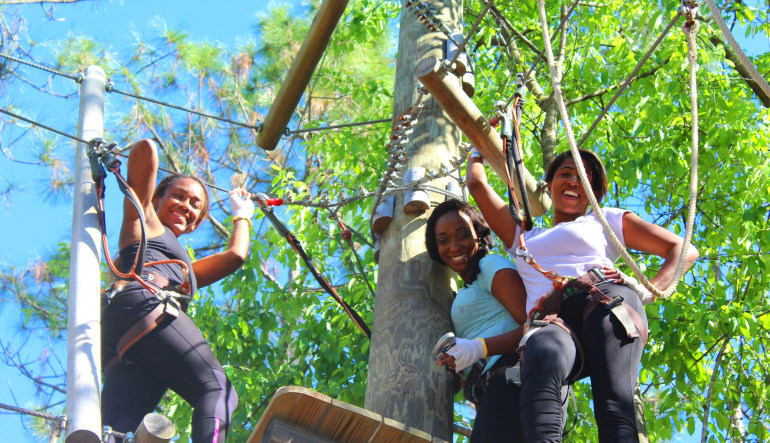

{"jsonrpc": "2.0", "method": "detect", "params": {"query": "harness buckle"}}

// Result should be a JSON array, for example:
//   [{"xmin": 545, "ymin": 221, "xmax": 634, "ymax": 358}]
[
  {"xmin": 602, "ymin": 295, "xmax": 623, "ymax": 311},
  {"xmin": 504, "ymin": 363, "xmax": 521, "ymax": 386}
]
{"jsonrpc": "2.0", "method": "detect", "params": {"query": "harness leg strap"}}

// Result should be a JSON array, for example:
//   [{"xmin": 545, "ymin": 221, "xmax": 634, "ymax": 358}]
[{"xmin": 116, "ymin": 298, "xmax": 180, "ymax": 362}]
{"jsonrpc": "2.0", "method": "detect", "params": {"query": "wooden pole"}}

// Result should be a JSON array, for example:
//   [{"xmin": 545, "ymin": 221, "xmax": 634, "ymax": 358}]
[
  {"xmin": 416, "ymin": 56, "xmax": 552, "ymax": 216},
  {"xmin": 364, "ymin": 0, "xmax": 460, "ymax": 440},
  {"xmin": 255, "ymin": 0, "xmax": 349, "ymax": 150}
]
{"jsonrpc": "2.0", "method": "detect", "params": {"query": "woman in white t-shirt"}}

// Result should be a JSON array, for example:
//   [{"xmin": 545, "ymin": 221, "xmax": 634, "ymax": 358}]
[
  {"xmin": 462, "ymin": 149, "xmax": 698, "ymax": 442},
  {"xmin": 425, "ymin": 199, "xmax": 527, "ymax": 441}
]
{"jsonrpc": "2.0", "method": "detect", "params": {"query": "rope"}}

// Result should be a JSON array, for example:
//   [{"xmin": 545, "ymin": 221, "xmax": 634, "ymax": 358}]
[
  {"xmin": 701, "ymin": 0, "xmax": 770, "ymax": 103},
  {"xmin": 536, "ymin": 0, "xmax": 699, "ymax": 299},
  {"xmin": 0, "ymin": 52, "xmax": 82, "ymax": 82},
  {"xmin": 106, "ymin": 84, "xmax": 262, "ymax": 131},
  {"xmin": 577, "ymin": 11, "xmax": 682, "ymax": 148},
  {"xmin": 287, "ymin": 118, "xmax": 391, "ymax": 134},
  {"xmin": 517, "ymin": 0, "xmax": 580, "ymax": 100},
  {"xmin": 0, "ymin": 401, "xmax": 62, "ymax": 421},
  {"xmin": 0, "ymin": 107, "xmax": 92, "ymax": 145}
]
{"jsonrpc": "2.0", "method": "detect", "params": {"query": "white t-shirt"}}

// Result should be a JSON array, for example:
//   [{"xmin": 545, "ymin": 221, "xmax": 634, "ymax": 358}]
[{"xmin": 506, "ymin": 207, "xmax": 630, "ymax": 313}]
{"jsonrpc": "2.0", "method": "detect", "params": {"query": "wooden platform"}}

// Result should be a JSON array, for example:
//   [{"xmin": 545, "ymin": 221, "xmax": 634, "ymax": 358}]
[{"xmin": 248, "ymin": 386, "xmax": 443, "ymax": 443}]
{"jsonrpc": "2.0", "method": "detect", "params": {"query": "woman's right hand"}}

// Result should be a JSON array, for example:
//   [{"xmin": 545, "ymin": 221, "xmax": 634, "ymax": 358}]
[{"xmin": 437, "ymin": 337, "xmax": 487, "ymax": 373}]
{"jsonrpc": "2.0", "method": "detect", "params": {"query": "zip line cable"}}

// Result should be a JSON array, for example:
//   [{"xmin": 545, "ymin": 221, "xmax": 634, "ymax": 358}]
[
  {"xmin": 577, "ymin": 10, "xmax": 683, "ymax": 149},
  {"xmin": 0, "ymin": 52, "xmax": 83, "ymax": 82},
  {"xmin": 0, "ymin": 107, "xmax": 91, "ymax": 144},
  {"xmin": 287, "ymin": 118, "xmax": 391, "ymax": 134},
  {"xmin": 0, "ymin": 52, "xmax": 390, "ymax": 136},
  {"xmin": 0, "ymin": 400, "xmax": 62, "ymax": 422},
  {"xmin": 105, "ymin": 82, "xmax": 263, "ymax": 132}
]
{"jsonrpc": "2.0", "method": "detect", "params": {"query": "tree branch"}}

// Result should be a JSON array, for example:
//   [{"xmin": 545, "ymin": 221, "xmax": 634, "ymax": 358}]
[
  {"xmin": 709, "ymin": 35, "xmax": 770, "ymax": 107},
  {"xmin": 566, "ymin": 57, "xmax": 671, "ymax": 106}
]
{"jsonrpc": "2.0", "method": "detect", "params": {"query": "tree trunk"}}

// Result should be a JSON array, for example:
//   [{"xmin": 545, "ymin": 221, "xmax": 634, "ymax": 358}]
[{"xmin": 364, "ymin": 0, "xmax": 462, "ymax": 439}]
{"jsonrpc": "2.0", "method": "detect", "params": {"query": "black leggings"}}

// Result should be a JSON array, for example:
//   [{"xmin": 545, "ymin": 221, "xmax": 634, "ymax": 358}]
[
  {"xmin": 470, "ymin": 355, "xmax": 568, "ymax": 443},
  {"xmin": 102, "ymin": 290, "xmax": 238, "ymax": 443},
  {"xmin": 519, "ymin": 281, "xmax": 646, "ymax": 442}
]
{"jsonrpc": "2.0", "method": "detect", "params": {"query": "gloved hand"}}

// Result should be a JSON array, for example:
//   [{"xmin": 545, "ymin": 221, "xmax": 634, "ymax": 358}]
[
  {"xmin": 229, "ymin": 187, "xmax": 254, "ymax": 220},
  {"xmin": 615, "ymin": 269, "xmax": 655, "ymax": 305},
  {"xmin": 444, "ymin": 337, "xmax": 487, "ymax": 372}
]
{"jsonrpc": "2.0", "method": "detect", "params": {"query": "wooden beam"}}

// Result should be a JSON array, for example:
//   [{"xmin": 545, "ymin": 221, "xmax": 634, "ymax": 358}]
[
  {"xmin": 416, "ymin": 56, "xmax": 552, "ymax": 216},
  {"xmin": 256, "ymin": 0, "xmax": 350, "ymax": 150}
]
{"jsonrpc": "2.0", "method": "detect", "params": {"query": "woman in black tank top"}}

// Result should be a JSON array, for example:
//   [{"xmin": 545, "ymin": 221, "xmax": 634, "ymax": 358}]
[{"xmin": 102, "ymin": 139, "xmax": 253, "ymax": 443}]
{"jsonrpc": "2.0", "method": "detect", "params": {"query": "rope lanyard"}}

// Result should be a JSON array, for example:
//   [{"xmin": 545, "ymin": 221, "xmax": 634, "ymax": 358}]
[
  {"xmin": 258, "ymin": 201, "xmax": 372, "ymax": 339},
  {"xmin": 536, "ymin": 0, "xmax": 699, "ymax": 300},
  {"xmin": 493, "ymin": 93, "xmax": 571, "ymax": 290}
]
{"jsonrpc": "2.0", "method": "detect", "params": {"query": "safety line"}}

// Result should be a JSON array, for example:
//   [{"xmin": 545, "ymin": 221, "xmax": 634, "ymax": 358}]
[
  {"xmin": 287, "ymin": 118, "xmax": 391, "ymax": 134},
  {"xmin": 1, "ymin": 53, "xmax": 390, "ymax": 136},
  {"xmin": 106, "ymin": 83, "xmax": 262, "ymax": 131},
  {"xmin": 0, "ymin": 401, "xmax": 61, "ymax": 421},
  {"xmin": 0, "ymin": 107, "xmax": 91, "ymax": 144},
  {"xmin": 0, "ymin": 52, "xmax": 82, "ymax": 82}
]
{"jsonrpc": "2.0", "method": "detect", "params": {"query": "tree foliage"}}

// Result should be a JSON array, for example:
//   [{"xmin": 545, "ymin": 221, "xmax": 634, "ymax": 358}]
[{"xmin": 0, "ymin": 0, "xmax": 768, "ymax": 441}]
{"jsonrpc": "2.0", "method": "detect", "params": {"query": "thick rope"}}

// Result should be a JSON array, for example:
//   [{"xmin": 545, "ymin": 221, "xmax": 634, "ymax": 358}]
[
  {"xmin": 577, "ymin": 11, "xmax": 682, "ymax": 148},
  {"xmin": 536, "ymin": 0, "xmax": 698, "ymax": 299},
  {"xmin": 702, "ymin": 0, "xmax": 770, "ymax": 103}
]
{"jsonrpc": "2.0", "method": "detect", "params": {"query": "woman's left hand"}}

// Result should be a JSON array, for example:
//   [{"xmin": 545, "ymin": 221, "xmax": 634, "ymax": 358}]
[
  {"xmin": 229, "ymin": 187, "xmax": 254, "ymax": 220},
  {"xmin": 602, "ymin": 266, "xmax": 624, "ymax": 283}
]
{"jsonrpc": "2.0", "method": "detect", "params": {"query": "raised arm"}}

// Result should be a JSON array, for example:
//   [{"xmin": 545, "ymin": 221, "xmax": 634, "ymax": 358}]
[
  {"xmin": 119, "ymin": 139, "xmax": 165, "ymax": 249},
  {"xmin": 621, "ymin": 212, "xmax": 699, "ymax": 291},
  {"xmin": 192, "ymin": 188, "xmax": 253, "ymax": 287},
  {"xmin": 466, "ymin": 153, "xmax": 519, "ymax": 249}
]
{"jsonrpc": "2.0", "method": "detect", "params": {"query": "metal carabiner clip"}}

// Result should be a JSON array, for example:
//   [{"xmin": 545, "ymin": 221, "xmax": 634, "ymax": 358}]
[{"xmin": 515, "ymin": 247, "xmax": 534, "ymax": 264}]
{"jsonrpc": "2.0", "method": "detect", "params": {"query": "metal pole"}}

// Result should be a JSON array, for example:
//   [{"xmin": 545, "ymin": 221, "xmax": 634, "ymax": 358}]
[{"xmin": 66, "ymin": 65, "xmax": 105, "ymax": 443}]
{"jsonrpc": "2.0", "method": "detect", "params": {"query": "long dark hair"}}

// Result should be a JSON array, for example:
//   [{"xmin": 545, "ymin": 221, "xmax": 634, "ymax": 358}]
[
  {"xmin": 425, "ymin": 199, "xmax": 494, "ymax": 285},
  {"xmin": 545, "ymin": 149, "xmax": 608, "ymax": 204},
  {"xmin": 153, "ymin": 173, "xmax": 210, "ymax": 229}
]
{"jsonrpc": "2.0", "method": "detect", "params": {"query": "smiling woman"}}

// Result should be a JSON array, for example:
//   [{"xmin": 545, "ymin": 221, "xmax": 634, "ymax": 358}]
[
  {"xmin": 465, "ymin": 148, "xmax": 699, "ymax": 441},
  {"xmin": 425, "ymin": 199, "xmax": 528, "ymax": 442},
  {"xmin": 101, "ymin": 139, "xmax": 255, "ymax": 443}
]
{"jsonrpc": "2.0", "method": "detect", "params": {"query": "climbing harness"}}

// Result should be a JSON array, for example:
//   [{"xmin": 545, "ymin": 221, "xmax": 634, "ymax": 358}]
[
  {"xmin": 88, "ymin": 140, "xmax": 193, "ymax": 372},
  {"xmin": 256, "ymin": 196, "xmax": 372, "ymax": 339}
]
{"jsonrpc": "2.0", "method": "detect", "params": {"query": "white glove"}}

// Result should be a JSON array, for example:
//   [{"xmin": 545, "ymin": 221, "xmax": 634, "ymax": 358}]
[
  {"xmin": 617, "ymin": 270, "xmax": 655, "ymax": 305},
  {"xmin": 229, "ymin": 188, "xmax": 254, "ymax": 220},
  {"xmin": 446, "ymin": 337, "xmax": 487, "ymax": 372}
]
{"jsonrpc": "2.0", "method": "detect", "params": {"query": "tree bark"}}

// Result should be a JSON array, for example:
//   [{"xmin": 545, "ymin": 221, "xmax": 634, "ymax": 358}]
[{"xmin": 364, "ymin": 0, "xmax": 462, "ymax": 439}]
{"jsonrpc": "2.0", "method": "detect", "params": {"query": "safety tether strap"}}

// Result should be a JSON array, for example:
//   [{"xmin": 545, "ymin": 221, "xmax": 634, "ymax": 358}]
[{"xmin": 259, "ymin": 204, "xmax": 372, "ymax": 339}]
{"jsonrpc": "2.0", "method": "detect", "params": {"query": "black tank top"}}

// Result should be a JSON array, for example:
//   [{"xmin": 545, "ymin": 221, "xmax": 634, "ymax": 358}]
[{"xmin": 118, "ymin": 228, "xmax": 198, "ymax": 296}]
